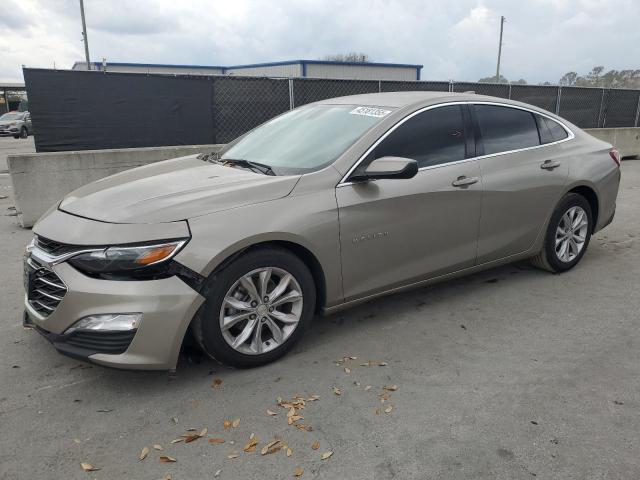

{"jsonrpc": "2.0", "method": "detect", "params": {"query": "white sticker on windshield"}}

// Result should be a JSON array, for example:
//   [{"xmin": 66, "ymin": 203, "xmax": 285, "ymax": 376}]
[{"xmin": 349, "ymin": 106, "xmax": 391, "ymax": 118}]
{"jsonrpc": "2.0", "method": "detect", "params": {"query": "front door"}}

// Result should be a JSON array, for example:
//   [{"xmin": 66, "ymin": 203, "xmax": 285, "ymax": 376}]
[{"xmin": 336, "ymin": 104, "xmax": 483, "ymax": 302}]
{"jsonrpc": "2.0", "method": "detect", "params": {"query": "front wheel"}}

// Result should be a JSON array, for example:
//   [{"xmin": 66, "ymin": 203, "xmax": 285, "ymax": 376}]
[
  {"xmin": 531, "ymin": 193, "xmax": 593, "ymax": 273},
  {"xmin": 20, "ymin": 127, "xmax": 28, "ymax": 139},
  {"xmin": 192, "ymin": 247, "xmax": 316, "ymax": 368}
]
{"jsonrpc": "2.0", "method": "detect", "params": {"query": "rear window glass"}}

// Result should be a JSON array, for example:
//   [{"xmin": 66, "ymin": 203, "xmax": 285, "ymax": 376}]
[
  {"xmin": 538, "ymin": 115, "xmax": 569, "ymax": 143},
  {"xmin": 475, "ymin": 105, "xmax": 540, "ymax": 155}
]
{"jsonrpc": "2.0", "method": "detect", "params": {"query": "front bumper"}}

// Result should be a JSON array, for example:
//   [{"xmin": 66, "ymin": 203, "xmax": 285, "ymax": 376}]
[
  {"xmin": 24, "ymin": 257, "xmax": 205, "ymax": 370},
  {"xmin": 0, "ymin": 128, "xmax": 20, "ymax": 136}
]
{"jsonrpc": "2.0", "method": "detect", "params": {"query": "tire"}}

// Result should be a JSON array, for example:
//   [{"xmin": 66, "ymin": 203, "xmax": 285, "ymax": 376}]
[
  {"xmin": 530, "ymin": 193, "xmax": 593, "ymax": 273},
  {"xmin": 192, "ymin": 247, "xmax": 316, "ymax": 368},
  {"xmin": 19, "ymin": 127, "xmax": 28, "ymax": 139}
]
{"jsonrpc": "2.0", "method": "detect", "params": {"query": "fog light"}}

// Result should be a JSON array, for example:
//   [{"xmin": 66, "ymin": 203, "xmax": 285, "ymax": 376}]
[{"xmin": 64, "ymin": 313, "xmax": 142, "ymax": 334}]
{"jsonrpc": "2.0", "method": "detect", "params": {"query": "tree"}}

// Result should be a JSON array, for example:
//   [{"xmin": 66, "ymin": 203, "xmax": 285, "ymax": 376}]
[
  {"xmin": 323, "ymin": 52, "xmax": 370, "ymax": 62},
  {"xmin": 478, "ymin": 74, "xmax": 508, "ymax": 83},
  {"xmin": 557, "ymin": 67, "xmax": 640, "ymax": 89},
  {"xmin": 477, "ymin": 75, "xmax": 526, "ymax": 84},
  {"xmin": 559, "ymin": 72, "xmax": 577, "ymax": 86}
]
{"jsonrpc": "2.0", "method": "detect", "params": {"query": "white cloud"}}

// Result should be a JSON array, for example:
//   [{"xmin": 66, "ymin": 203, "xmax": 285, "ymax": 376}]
[{"xmin": 1, "ymin": 0, "xmax": 639, "ymax": 84}]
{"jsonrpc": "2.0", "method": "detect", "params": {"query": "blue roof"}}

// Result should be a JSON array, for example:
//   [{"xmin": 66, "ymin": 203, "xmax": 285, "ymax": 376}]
[
  {"xmin": 73, "ymin": 59, "xmax": 423, "ymax": 71},
  {"xmin": 225, "ymin": 59, "xmax": 423, "ymax": 70}
]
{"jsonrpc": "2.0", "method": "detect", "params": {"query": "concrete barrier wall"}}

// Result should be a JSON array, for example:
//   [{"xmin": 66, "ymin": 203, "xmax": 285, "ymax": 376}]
[
  {"xmin": 8, "ymin": 144, "xmax": 223, "ymax": 228},
  {"xmin": 8, "ymin": 127, "xmax": 640, "ymax": 229},
  {"xmin": 585, "ymin": 127, "xmax": 640, "ymax": 159}
]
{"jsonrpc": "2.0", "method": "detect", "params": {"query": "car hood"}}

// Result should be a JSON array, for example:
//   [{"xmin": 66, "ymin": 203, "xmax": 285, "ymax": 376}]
[
  {"xmin": 0, "ymin": 120, "xmax": 19, "ymax": 126},
  {"xmin": 59, "ymin": 155, "xmax": 301, "ymax": 224}
]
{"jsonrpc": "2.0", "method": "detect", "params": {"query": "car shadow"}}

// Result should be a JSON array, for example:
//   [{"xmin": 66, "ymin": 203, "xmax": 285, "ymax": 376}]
[{"xmin": 82, "ymin": 259, "xmax": 550, "ymax": 393}]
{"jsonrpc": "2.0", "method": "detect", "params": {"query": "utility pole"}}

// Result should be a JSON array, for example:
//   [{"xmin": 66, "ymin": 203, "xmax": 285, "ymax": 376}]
[
  {"xmin": 79, "ymin": 0, "xmax": 91, "ymax": 70},
  {"xmin": 495, "ymin": 15, "xmax": 505, "ymax": 83}
]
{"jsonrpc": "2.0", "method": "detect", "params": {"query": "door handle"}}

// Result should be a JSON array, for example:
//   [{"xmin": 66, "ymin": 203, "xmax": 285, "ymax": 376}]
[
  {"xmin": 452, "ymin": 176, "xmax": 479, "ymax": 187},
  {"xmin": 541, "ymin": 160, "xmax": 561, "ymax": 170}
]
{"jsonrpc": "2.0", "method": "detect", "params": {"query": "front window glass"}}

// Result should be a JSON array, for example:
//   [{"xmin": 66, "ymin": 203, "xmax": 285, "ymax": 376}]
[
  {"xmin": 361, "ymin": 105, "xmax": 466, "ymax": 169},
  {"xmin": 221, "ymin": 105, "xmax": 390, "ymax": 175}
]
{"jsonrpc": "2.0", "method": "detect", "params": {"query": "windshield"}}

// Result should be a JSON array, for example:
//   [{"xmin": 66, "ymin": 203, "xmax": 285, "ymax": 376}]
[
  {"xmin": 221, "ymin": 104, "xmax": 392, "ymax": 175},
  {"xmin": 0, "ymin": 112, "xmax": 23, "ymax": 121}
]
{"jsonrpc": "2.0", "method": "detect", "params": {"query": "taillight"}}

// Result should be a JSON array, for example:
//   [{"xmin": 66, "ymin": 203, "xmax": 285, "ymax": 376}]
[{"xmin": 609, "ymin": 148, "xmax": 621, "ymax": 167}]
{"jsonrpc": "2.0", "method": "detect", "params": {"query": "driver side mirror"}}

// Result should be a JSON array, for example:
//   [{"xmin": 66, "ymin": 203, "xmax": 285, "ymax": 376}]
[{"xmin": 355, "ymin": 156, "xmax": 418, "ymax": 181}]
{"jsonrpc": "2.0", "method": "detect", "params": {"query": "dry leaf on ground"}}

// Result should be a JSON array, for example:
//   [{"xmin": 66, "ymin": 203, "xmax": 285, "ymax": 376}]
[
  {"xmin": 261, "ymin": 439, "xmax": 284, "ymax": 455},
  {"xmin": 243, "ymin": 436, "xmax": 259, "ymax": 453},
  {"xmin": 344, "ymin": 368, "xmax": 351, "ymax": 374},
  {"xmin": 286, "ymin": 447, "xmax": 293, "ymax": 457},
  {"xmin": 153, "ymin": 444, "xmax": 163, "ymax": 451},
  {"xmin": 170, "ymin": 438, "xmax": 183, "ymax": 444},
  {"xmin": 232, "ymin": 418, "xmax": 240, "ymax": 428},
  {"xmin": 385, "ymin": 405, "xmax": 394, "ymax": 414},
  {"xmin": 266, "ymin": 409, "xmax": 278, "ymax": 416},
  {"xmin": 212, "ymin": 378, "xmax": 223, "ymax": 388},
  {"xmin": 365, "ymin": 385, "xmax": 372, "ymax": 391},
  {"xmin": 307, "ymin": 395, "xmax": 320, "ymax": 401},
  {"xmin": 332, "ymin": 387, "xmax": 342, "ymax": 396},
  {"xmin": 227, "ymin": 452, "xmax": 239, "ymax": 459},
  {"xmin": 209, "ymin": 438, "xmax": 225, "ymax": 444},
  {"xmin": 139, "ymin": 446, "xmax": 149, "ymax": 461},
  {"xmin": 295, "ymin": 424, "xmax": 313, "ymax": 432},
  {"xmin": 223, "ymin": 420, "xmax": 232, "ymax": 429},
  {"xmin": 80, "ymin": 462, "xmax": 100, "ymax": 472},
  {"xmin": 214, "ymin": 469, "xmax": 221, "ymax": 477},
  {"xmin": 162, "ymin": 474, "xmax": 172, "ymax": 480},
  {"xmin": 383, "ymin": 385, "xmax": 398, "ymax": 392},
  {"xmin": 295, "ymin": 466, "xmax": 304, "ymax": 477},
  {"xmin": 321, "ymin": 451, "xmax": 333, "ymax": 460},
  {"xmin": 311, "ymin": 441, "xmax": 320, "ymax": 450},
  {"xmin": 159, "ymin": 455, "xmax": 177, "ymax": 463}
]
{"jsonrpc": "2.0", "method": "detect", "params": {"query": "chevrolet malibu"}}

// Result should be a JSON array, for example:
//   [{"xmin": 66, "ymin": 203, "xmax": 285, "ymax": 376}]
[{"xmin": 23, "ymin": 92, "xmax": 621, "ymax": 370}]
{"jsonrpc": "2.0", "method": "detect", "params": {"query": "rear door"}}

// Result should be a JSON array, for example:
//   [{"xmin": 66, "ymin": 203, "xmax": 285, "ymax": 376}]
[
  {"xmin": 472, "ymin": 104, "xmax": 570, "ymax": 264},
  {"xmin": 336, "ymin": 104, "xmax": 483, "ymax": 301}
]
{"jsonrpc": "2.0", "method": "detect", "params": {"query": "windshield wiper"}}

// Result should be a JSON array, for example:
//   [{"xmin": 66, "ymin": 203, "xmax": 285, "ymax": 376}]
[{"xmin": 198, "ymin": 152, "xmax": 276, "ymax": 176}]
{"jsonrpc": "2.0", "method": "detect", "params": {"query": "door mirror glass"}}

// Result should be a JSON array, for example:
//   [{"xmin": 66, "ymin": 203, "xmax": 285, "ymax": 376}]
[{"xmin": 360, "ymin": 156, "xmax": 418, "ymax": 180}]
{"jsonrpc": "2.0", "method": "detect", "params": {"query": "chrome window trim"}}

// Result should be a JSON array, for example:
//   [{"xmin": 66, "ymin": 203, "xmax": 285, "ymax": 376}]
[{"xmin": 337, "ymin": 101, "xmax": 575, "ymax": 187}]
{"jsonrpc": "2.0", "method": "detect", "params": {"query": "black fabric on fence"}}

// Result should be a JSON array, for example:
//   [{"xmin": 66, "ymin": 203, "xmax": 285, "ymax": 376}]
[
  {"xmin": 558, "ymin": 87, "xmax": 604, "ymax": 128},
  {"xmin": 510, "ymin": 85, "xmax": 559, "ymax": 113},
  {"xmin": 22, "ymin": 68, "xmax": 640, "ymax": 152},
  {"xmin": 292, "ymin": 78, "xmax": 379, "ymax": 107},
  {"xmin": 381, "ymin": 81, "xmax": 450, "ymax": 92},
  {"xmin": 603, "ymin": 89, "xmax": 640, "ymax": 128},
  {"xmin": 23, "ymin": 68, "xmax": 214, "ymax": 152},
  {"xmin": 212, "ymin": 76, "xmax": 290, "ymax": 144},
  {"xmin": 453, "ymin": 82, "xmax": 510, "ymax": 99}
]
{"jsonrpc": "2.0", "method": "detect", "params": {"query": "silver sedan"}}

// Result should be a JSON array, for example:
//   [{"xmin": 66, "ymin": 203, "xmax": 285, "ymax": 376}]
[{"xmin": 24, "ymin": 92, "xmax": 621, "ymax": 369}]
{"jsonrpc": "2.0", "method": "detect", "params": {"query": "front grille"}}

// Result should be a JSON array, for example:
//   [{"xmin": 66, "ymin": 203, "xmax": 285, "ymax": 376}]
[
  {"xmin": 65, "ymin": 330, "xmax": 136, "ymax": 354},
  {"xmin": 35, "ymin": 236, "xmax": 83, "ymax": 256},
  {"xmin": 26, "ymin": 258, "xmax": 67, "ymax": 317}
]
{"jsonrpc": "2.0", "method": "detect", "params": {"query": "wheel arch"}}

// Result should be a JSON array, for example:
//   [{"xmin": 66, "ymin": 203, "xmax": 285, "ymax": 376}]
[
  {"xmin": 566, "ymin": 183, "xmax": 599, "ymax": 230},
  {"xmin": 204, "ymin": 237, "xmax": 328, "ymax": 314}
]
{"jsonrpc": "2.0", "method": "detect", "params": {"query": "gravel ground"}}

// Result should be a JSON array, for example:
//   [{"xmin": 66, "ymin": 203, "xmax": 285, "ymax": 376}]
[{"xmin": 0, "ymin": 160, "xmax": 638, "ymax": 480}]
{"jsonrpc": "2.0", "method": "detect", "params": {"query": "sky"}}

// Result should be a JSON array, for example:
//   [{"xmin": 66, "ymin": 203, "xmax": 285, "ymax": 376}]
[{"xmin": 1, "ymin": 0, "xmax": 639, "ymax": 84}]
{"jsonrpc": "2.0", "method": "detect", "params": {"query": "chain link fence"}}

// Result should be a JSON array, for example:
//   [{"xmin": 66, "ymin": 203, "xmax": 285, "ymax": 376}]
[
  {"xmin": 215, "ymin": 77, "xmax": 640, "ymax": 142},
  {"xmin": 22, "ymin": 68, "xmax": 640, "ymax": 151}
]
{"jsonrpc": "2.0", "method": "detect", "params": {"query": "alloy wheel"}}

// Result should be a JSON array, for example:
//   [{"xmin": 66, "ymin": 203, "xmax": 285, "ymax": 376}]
[
  {"xmin": 219, "ymin": 267, "xmax": 303, "ymax": 355},
  {"xmin": 555, "ymin": 206, "xmax": 589, "ymax": 263}
]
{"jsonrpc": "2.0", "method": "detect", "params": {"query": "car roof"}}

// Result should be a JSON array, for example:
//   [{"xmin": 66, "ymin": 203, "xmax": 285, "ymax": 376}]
[{"xmin": 318, "ymin": 91, "xmax": 535, "ymax": 110}]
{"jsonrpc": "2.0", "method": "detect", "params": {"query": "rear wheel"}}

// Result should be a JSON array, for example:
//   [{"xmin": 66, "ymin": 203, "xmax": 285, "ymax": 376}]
[
  {"xmin": 531, "ymin": 193, "xmax": 593, "ymax": 272},
  {"xmin": 192, "ymin": 247, "xmax": 316, "ymax": 368}
]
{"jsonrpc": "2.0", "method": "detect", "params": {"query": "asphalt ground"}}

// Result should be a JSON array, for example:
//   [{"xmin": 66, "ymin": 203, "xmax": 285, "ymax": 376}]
[{"xmin": 0, "ymin": 159, "xmax": 638, "ymax": 479}]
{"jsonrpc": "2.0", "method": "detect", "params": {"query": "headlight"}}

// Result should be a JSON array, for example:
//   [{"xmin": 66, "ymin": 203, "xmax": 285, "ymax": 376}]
[{"xmin": 68, "ymin": 239, "xmax": 187, "ymax": 274}]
